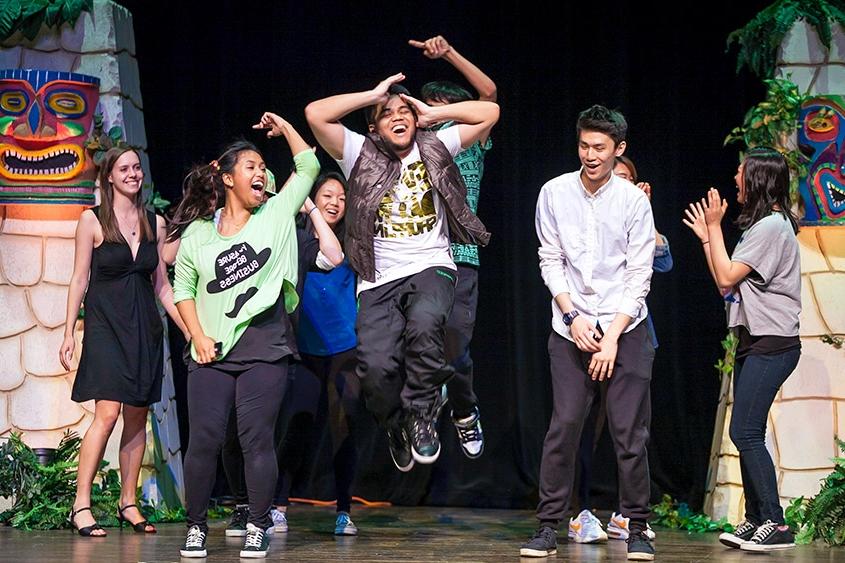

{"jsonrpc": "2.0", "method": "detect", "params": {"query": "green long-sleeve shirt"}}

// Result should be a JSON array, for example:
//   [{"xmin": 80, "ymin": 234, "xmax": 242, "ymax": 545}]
[{"xmin": 173, "ymin": 149, "xmax": 320, "ymax": 361}]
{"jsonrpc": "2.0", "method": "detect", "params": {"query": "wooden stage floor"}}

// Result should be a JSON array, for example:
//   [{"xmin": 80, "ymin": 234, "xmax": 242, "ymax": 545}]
[{"xmin": 2, "ymin": 505, "xmax": 843, "ymax": 562}]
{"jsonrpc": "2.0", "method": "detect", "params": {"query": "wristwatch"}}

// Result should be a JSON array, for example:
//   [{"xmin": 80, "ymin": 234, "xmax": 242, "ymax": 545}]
[{"xmin": 562, "ymin": 310, "xmax": 580, "ymax": 326}]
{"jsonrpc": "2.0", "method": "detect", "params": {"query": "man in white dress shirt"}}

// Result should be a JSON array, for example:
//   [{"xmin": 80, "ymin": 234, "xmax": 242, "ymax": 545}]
[{"xmin": 521, "ymin": 105, "xmax": 656, "ymax": 561}]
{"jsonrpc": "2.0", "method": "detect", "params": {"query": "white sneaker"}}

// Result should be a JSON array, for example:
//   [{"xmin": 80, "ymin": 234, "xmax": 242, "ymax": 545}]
[
  {"xmin": 270, "ymin": 508, "xmax": 288, "ymax": 533},
  {"xmin": 607, "ymin": 512, "xmax": 656, "ymax": 541},
  {"xmin": 568, "ymin": 509, "xmax": 608, "ymax": 543}
]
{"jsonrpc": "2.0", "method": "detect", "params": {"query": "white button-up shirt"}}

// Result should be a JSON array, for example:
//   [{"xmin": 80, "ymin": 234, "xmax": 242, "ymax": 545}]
[{"xmin": 535, "ymin": 170, "xmax": 655, "ymax": 341}]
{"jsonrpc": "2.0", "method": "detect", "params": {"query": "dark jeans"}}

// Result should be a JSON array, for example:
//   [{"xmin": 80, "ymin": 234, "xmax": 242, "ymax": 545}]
[
  {"xmin": 444, "ymin": 265, "xmax": 479, "ymax": 418},
  {"xmin": 536, "ymin": 323, "xmax": 654, "ymax": 524},
  {"xmin": 730, "ymin": 348, "xmax": 800, "ymax": 525},
  {"xmin": 275, "ymin": 349, "xmax": 360, "ymax": 513},
  {"xmin": 355, "ymin": 266, "xmax": 456, "ymax": 428},
  {"xmin": 184, "ymin": 359, "xmax": 287, "ymax": 531}
]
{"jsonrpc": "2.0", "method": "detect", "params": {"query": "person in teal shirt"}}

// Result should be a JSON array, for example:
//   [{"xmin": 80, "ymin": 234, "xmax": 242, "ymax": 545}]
[{"xmin": 171, "ymin": 112, "xmax": 319, "ymax": 559}]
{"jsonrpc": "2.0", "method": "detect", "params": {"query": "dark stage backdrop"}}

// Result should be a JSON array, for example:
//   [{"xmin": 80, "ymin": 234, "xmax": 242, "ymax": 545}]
[{"xmin": 117, "ymin": 0, "xmax": 772, "ymax": 511}]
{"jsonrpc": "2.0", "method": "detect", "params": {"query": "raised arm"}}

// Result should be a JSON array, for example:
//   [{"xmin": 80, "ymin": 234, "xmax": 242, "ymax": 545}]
[
  {"xmin": 305, "ymin": 73, "xmax": 406, "ymax": 159},
  {"xmin": 409, "ymin": 35, "xmax": 497, "ymax": 102},
  {"xmin": 401, "ymin": 94, "xmax": 499, "ymax": 149},
  {"xmin": 301, "ymin": 197, "xmax": 344, "ymax": 268},
  {"xmin": 59, "ymin": 209, "xmax": 96, "ymax": 371},
  {"xmin": 253, "ymin": 113, "xmax": 320, "ymax": 214}
]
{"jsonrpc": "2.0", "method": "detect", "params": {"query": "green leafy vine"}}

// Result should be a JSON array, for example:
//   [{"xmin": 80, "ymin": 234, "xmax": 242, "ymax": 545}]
[
  {"xmin": 651, "ymin": 494, "xmax": 734, "ymax": 533},
  {"xmin": 786, "ymin": 438, "xmax": 845, "ymax": 545},
  {"xmin": 0, "ymin": 0, "xmax": 93, "ymax": 41}
]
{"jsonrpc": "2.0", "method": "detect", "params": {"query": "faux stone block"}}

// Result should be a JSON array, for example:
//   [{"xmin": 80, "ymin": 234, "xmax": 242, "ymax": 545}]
[
  {"xmin": 709, "ymin": 484, "xmax": 744, "ymax": 523},
  {"xmin": 122, "ymin": 98, "xmax": 147, "ymax": 150},
  {"xmin": 719, "ymin": 408, "xmax": 739, "ymax": 457},
  {"xmin": 117, "ymin": 51, "xmax": 142, "ymax": 109},
  {"xmin": 42, "ymin": 237, "xmax": 75, "ymax": 284},
  {"xmin": 818, "ymin": 228, "xmax": 845, "ymax": 271},
  {"xmin": 717, "ymin": 455, "xmax": 742, "ymax": 486},
  {"xmin": 59, "ymin": 0, "xmax": 129, "ymax": 55},
  {"xmin": 799, "ymin": 276, "xmax": 830, "ymax": 337},
  {"xmin": 811, "ymin": 65, "xmax": 845, "ymax": 95},
  {"xmin": 0, "ymin": 46, "xmax": 22, "ymax": 68},
  {"xmin": 809, "ymin": 273, "xmax": 845, "ymax": 334},
  {"xmin": 0, "ymin": 285, "xmax": 36, "ymax": 337},
  {"xmin": 22, "ymin": 325, "xmax": 66, "ymax": 376},
  {"xmin": 0, "ymin": 336, "xmax": 25, "ymax": 391},
  {"xmin": 10, "ymin": 376, "xmax": 85, "ymax": 430},
  {"xmin": 28, "ymin": 284, "xmax": 68, "ymax": 329},
  {"xmin": 777, "ymin": 65, "xmax": 820, "ymax": 93},
  {"xmin": 828, "ymin": 23, "xmax": 845, "ymax": 62},
  {"xmin": 98, "ymin": 93, "xmax": 125, "ymax": 132},
  {"xmin": 780, "ymin": 469, "xmax": 830, "ymax": 499},
  {"xmin": 779, "ymin": 20, "xmax": 827, "ymax": 65},
  {"xmin": 781, "ymin": 339, "xmax": 845, "ymax": 399},
  {"xmin": 21, "ymin": 48, "xmax": 77, "ymax": 72},
  {"xmin": 0, "ymin": 235, "xmax": 42, "ymax": 286},
  {"xmin": 112, "ymin": 2, "xmax": 136, "ymax": 56},
  {"xmin": 797, "ymin": 228, "xmax": 831, "ymax": 274},
  {"xmin": 1, "ymin": 217, "xmax": 78, "ymax": 238},
  {"xmin": 14, "ymin": 428, "xmax": 72, "ymax": 450},
  {"xmin": 771, "ymin": 399, "xmax": 835, "ymax": 470},
  {"xmin": 74, "ymin": 53, "xmax": 119, "ymax": 94}
]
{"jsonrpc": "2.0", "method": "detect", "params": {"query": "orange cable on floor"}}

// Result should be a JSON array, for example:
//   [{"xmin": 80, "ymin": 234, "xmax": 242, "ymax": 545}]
[{"xmin": 287, "ymin": 496, "xmax": 392, "ymax": 508}]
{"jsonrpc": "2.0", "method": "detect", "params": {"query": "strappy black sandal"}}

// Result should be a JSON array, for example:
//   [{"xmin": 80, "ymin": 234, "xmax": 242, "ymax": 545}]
[
  {"xmin": 68, "ymin": 506, "xmax": 106, "ymax": 537},
  {"xmin": 117, "ymin": 504, "xmax": 156, "ymax": 533}
]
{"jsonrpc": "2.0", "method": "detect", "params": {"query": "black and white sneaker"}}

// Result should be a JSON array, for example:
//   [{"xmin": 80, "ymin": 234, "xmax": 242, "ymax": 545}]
[
  {"xmin": 740, "ymin": 520, "xmax": 795, "ymax": 551},
  {"xmin": 719, "ymin": 519, "xmax": 757, "ymax": 548},
  {"xmin": 225, "ymin": 504, "xmax": 249, "ymax": 536},
  {"xmin": 453, "ymin": 406, "xmax": 484, "ymax": 459},
  {"xmin": 626, "ymin": 529, "xmax": 655, "ymax": 560},
  {"xmin": 406, "ymin": 408, "xmax": 440, "ymax": 464},
  {"xmin": 387, "ymin": 425, "xmax": 414, "ymax": 472},
  {"xmin": 520, "ymin": 526, "xmax": 557, "ymax": 557},
  {"xmin": 240, "ymin": 522, "xmax": 270, "ymax": 558},
  {"xmin": 180, "ymin": 524, "xmax": 208, "ymax": 558}
]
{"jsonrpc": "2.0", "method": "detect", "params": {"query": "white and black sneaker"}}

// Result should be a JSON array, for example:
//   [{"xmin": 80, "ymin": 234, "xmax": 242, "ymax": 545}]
[
  {"xmin": 387, "ymin": 425, "xmax": 415, "ymax": 472},
  {"xmin": 740, "ymin": 520, "xmax": 795, "ymax": 551},
  {"xmin": 240, "ymin": 522, "xmax": 270, "ymax": 558},
  {"xmin": 453, "ymin": 407, "xmax": 484, "ymax": 459},
  {"xmin": 180, "ymin": 524, "xmax": 208, "ymax": 558},
  {"xmin": 406, "ymin": 408, "xmax": 440, "ymax": 464},
  {"xmin": 719, "ymin": 519, "xmax": 757, "ymax": 548}
]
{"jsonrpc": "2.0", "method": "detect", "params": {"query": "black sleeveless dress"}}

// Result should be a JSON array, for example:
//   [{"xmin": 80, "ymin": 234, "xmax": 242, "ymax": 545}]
[{"xmin": 71, "ymin": 207, "xmax": 164, "ymax": 407}]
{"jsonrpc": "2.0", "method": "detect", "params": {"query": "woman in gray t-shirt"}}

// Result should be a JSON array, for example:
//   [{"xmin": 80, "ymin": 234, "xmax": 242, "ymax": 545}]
[{"xmin": 684, "ymin": 147, "xmax": 800, "ymax": 553}]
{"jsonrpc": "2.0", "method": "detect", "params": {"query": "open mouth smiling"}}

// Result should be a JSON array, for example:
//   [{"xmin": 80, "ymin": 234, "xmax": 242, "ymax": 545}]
[{"xmin": 0, "ymin": 143, "xmax": 83, "ymax": 181}]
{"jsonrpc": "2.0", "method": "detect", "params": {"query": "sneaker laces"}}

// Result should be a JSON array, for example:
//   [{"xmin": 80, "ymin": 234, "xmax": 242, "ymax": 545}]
[
  {"xmin": 185, "ymin": 525, "xmax": 206, "ymax": 547},
  {"xmin": 532, "ymin": 526, "xmax": 556, "ymax": 542},
  {"xmin": 626, "ymin": 529, "xmax": 650, "ymax": 545},
  {"xmin": 734, "ymin": 520, "xmax": 756, "ymax": 536},
  {"xmin": 749, "ymin": 520, "xmax": 777, "ymax": 543},
  {"xmin": 455, "ymin": 417, "xmax": 481, "ymax": 443},
  {"xmin": 244, "ymin": 527, "xmax": 265, "ymax": 548},
  {"xmin": 410, "ymin": 412, "xmax": 438, "ymax": 444}
]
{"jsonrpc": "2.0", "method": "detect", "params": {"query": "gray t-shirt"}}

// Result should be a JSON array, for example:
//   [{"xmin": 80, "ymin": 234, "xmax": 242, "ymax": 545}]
[{"xmin": 726, "ymin": 212, "xmax": 801, "ymax": 336}]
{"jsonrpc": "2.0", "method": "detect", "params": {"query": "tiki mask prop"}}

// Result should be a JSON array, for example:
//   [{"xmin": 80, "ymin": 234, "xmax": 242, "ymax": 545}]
[
  {"xmin": 798, "ymin": 96, "xmax": 845, "ymax": 225},
  {"xmin": 0, "ymin": 69, "xmax": 100, "ymax": 205}
]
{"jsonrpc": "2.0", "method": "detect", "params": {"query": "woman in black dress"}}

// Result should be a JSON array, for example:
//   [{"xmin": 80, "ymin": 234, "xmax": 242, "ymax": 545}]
[{"xmin": 59, "ymin": 147, "xmax": 186, "ymax": 536}]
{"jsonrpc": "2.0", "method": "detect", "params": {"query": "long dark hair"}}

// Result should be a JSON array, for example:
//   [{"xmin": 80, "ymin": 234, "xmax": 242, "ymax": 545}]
[
  {"xmin": 297, "ymin": 171, "xmax": 348, "ymax": 245},
  {"xmin": 98, "ymin": 147, "xmax": 153, "ymax": 243},
  {"xmin": 167, "ymin": 140, "xmax": 260, "ymax": 242},
  {"xmin": 736, "ymin": 147, "xmax": 799, "ymax": 234}
]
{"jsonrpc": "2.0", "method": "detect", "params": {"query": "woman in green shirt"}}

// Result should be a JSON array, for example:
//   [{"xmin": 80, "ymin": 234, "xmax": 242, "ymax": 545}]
[{"xmin": 171, "ymin": 113, "xmax": 319, "ymax": 559}]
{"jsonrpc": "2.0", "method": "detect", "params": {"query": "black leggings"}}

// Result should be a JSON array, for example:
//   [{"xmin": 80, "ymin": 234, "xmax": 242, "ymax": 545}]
[
  {"xmin": 275, "ymin": 350, "xmax": 360, "ymax": 513},
  {"xmin": 184, "ymin": 359, "xmax": 287, "ymax": 530}
]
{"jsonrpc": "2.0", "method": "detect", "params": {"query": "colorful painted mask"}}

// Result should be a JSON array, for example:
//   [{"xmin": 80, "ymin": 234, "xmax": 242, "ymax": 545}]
[
  {"xmin": 798, "ymin": 96, "xmax": 845, "ymax": 225},
  {"xmin": 0, "ymin": 69, "xmax": 100, "ymax": 205}
]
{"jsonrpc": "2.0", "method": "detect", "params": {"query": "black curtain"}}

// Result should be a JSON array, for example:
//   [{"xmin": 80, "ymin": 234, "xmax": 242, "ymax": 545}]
[{"xmin": 120, "ymin": 0, "xmax": 771, "ymax": 511}]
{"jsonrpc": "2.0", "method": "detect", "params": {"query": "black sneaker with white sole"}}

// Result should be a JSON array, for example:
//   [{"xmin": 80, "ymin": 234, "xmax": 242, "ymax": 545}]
[
  {"xmin": 180, "ymin": 524, "xmax": 208, "ymax": 558},
  {"xmin": 453, "ymin": 406, "xmax": 484, "ymax": 459},
  {"xmin": 626, "ymin": 529, "xmax": 655, "ymax": 561},
  {"xmin": 740, "ymin": 520, "xmax": 795, "ymax": 551},
  {"xmin": 520, "ymin": 525, "xmax": 557, "ymax": 557},
  {"xmin": 387, "ymin": 425, "xmax": 414, "ymax": 472},
  {"xmin": 240, "ymin": 523, "xmax": 270, "ymax": 558},
  {"xmin": 406, "ymin": 408, "xmax": 440, "ymax": 464},
  {"xmin": 225, "ymin": 504, "xmax": 249, "ymax": 536},
  {"xmin": 719, "ymin": 519, "xmax": 757, "ymax": 548}
]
